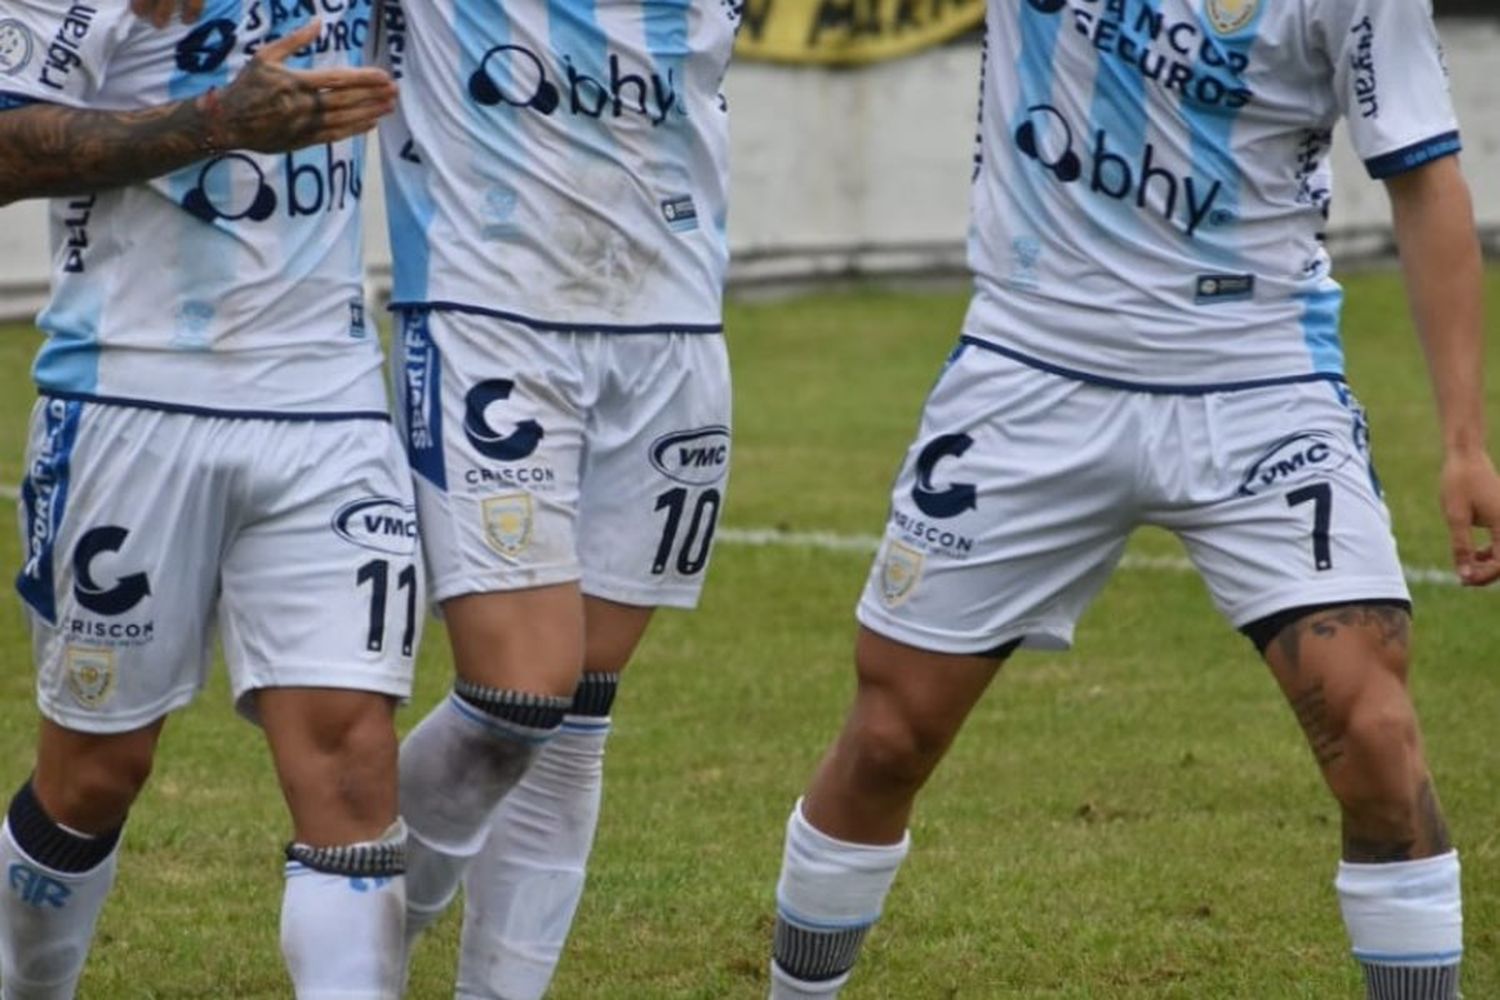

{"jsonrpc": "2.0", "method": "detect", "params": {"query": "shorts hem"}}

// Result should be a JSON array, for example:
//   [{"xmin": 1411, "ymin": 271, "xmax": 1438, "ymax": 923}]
[
  {"xmin": 1225, "ymin": 578, "xmax": 1413, "ymax": 630},
  {"xmin": 37, "ymin": 685, "xmax": 198, "ymax": 735},
  {"xmin": 856, "ymin": 604, "xmax": 1073, "ymax": 655},
  {"xmin": 581, "ymin": 572, "xmax": 703, "ymax": 610},
  {"xmin": 232, "ymin": 666, "xmax": 414, "ymax": 700},
  {"xmin": 429, "ymin": 566, "xmax": 583, "ymax": 604}
]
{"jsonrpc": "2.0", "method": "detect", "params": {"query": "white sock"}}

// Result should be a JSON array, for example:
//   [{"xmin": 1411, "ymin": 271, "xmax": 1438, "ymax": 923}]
[
  {"xmin": 768, "ymin": 800, "xmax": 910, "ymax": 1000},
  {"xmin": 399, "ymin": 690, "xmax": 567, "ymax": 947},
  {"xmin": 455, "ymin": 715, "xmax": 612, "ymax": 1000},
  {"xmin": 280, "ymin": 821, "xmax": 408, "ymax": 1000},
  {"xmin": 0, "ymin": 808, "xmax": 119, "ymax": 1000},
  {"xmin": 1337, "ymin": 851, "xmax": 1462, "ymax": 999}
]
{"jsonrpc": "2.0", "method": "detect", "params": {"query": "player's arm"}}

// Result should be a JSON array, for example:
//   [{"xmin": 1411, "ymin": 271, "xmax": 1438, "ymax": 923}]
[
  {"xmin": 1386, "ymin": 156, "xmax": 1500, "ymax": 586},
  {"xmin": 0, "ymin": 21, "xmax": 396, "ymax": 207}
]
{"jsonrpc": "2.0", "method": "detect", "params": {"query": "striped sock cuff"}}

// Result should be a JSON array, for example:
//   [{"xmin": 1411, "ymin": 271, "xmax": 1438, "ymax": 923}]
[
  {"xmin": 6, "ymin": 779, "xmax": 121, "ymax": 874},
  {"xmin": 569, "ymin": 672, "xmax": 620, "ymax": 718},
  {"xmin": 773, "ymin": 913, "xmax": 872, "ymax": 984},
  {"xmin": 1359, "ymin": 961, "xmax": 1460, "ymax": 1000},
  {"xmin": 453, "ymin": 680, "xmax": 571, "ymax": 731},
  {"xmin": 286, "ymin": 820, "xmax": 407, "ymax": 878}
]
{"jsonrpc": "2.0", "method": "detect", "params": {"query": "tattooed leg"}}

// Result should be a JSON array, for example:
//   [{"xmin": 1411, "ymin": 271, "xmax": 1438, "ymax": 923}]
[{"xmin": 1260, "ymin": 602, "xmax": 1462, "ymax": 999}]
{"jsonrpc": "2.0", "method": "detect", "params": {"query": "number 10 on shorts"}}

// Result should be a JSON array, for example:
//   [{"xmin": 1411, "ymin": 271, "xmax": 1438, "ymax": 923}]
[{"xmin": 651, "ymin": 488, "xmax": 721, "ymax": 576}]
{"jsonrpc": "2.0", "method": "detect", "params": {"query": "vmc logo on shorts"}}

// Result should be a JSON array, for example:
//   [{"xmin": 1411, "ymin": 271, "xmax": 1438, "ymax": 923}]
[
  {"xmin": 1237, "ymin": 430, "xmax": 1349, "ymax": 496},
  {"xmin": 332, "ymin": 497, "xmax": 419, "ymax": 557},
  {"xmin": 649, "ymin": 427, "xmax": 730, "ymax": 486}
]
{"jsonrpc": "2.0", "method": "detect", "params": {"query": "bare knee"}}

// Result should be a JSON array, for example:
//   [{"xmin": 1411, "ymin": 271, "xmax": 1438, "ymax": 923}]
[
  {"xmin": 33, "ymin": 722, "xmax": 160, "ymax": 833},
  {"xmin": 842, "ymin": 692, "xmax": 956, "ymax": 796},
  {"xmin": 262, "ymin": 691, "xmax": 398, "ymax": 843}
]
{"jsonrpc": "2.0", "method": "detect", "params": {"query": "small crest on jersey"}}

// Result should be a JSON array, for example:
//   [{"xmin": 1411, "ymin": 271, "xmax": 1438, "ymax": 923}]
[
  {"xmin": 878, "ymin": 541, "xmax": 924, "ymax": 608},
  {"xmin": 1194, "ymin": 273, "xmax": 1256, "ymax": 304},
  {"xmin": 0, "ymin": 20, "xmax": 35, "ymax": 76},
  {"xmin": 65, "ymin": 646, "xmax": 116, "ymax": 709},
  {"xmin": 349, "ymin": 299, "xmax": 367, "ymax": 339},
  {"xmin": 661, "ymin": 195, "xmax": 699, "ymax": 233},
  {"xmin": 482, "ymin": 493, "xmax": 534, "ymax": 557},
  {"xmin": 1205, "ymin": 0, "xmax": 1258, "ymax": 36}
]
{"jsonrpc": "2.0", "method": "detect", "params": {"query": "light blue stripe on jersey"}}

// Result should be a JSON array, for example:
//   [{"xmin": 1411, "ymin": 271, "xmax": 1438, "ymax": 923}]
[
  {"xmin": 547, "ymin": 0, "xmax": 613, "ymax": 160},
  {"xmin": 643, "ymin": 0, "xmax": 692, "ymax": 205},
  {"xmin": 447, "ymin": 0, "xmax": 520, "ymax": 290},
  {"xmin": 165, "ymin": 0, "xmax": 244, "ymax": 351},
  {"xmin": 1297, "ymin": 284, "xmax": 1344, "ymax": 374},
  {"xmin": 1181, "ymin": 3, "xmax": 1265, "ymax": 263},
  {"xmin": 1082, "ymin": 0, "xmax": 1156, "ymax": 246},
  {"xmin": 34, "ymin": 276, "xmax": 105, "ymax": 394},
  {"xmin": 1004, "ymin": 0, "xmax": 1067, "ymax": 237}
]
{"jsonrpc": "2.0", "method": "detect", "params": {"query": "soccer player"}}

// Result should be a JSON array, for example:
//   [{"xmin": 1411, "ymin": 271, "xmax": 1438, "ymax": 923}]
[
  {"xmin": 0, "ymin": 5, "xmax": 416, "ymax": 998},
  {"xmin": 377, "ymin": 1, "xmax": 737, "ymax": 995},
  {"xmin": 766, "ymin": 0, "xmax": 1497, "ymax": 997}
]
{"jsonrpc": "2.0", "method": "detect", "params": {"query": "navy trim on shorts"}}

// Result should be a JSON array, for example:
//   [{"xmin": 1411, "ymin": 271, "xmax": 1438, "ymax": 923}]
[
  {"xmin": 391, "ymin": 300, "xmax": 724, "ymax": 335},
  {"xmin": 39, "ymin": 390, "xmax": 391, "ymax": 423},
  {"xmin": 957, "ymin": 336, "xmax": 1349, "ymax": 395},
  {"xmin": 1364, "ymin": 132, "xmax": 1462, "ymax": 180},
  {"xmin": 0, "ymin": 91, "xmax": 41, "ymax": 111}
]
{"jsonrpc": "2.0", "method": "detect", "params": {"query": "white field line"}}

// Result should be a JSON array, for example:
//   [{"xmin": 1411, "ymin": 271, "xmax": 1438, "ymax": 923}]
[
  {"xmin": 0, "ymin": 482, "xmax": 1461, "ymax": 587},
  {"xmin": 716, "ymin": 527, "xmax": 1462, "ymax": 589}
]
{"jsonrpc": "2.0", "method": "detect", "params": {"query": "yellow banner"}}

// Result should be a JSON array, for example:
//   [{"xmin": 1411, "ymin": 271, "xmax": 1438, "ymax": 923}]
[{"xmin": 734, "ymin": 0, "xmax": 986, "ymax": 65}]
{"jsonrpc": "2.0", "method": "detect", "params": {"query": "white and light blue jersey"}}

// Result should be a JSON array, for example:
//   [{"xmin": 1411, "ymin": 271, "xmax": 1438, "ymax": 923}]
[
  {"xmin": 377, "ymin": 0, "xmax": 736, "ymax": 332},
  {"xmin": 966, "ymin": 0, "xmax": 1461, "ymax": 390},
  {"xmin": 0, "ymin": 0, "xmax": 386, "ymax": 417}
]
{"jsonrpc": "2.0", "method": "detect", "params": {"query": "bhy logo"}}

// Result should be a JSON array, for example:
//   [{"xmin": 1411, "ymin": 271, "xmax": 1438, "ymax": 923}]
[
  {"xmin": 1013, "ymin": 103, "xmax": 1227, "ymax": 237},
  {"xmin": 468, "ymin": 43, "xmax": 681, "ymax": 126}
]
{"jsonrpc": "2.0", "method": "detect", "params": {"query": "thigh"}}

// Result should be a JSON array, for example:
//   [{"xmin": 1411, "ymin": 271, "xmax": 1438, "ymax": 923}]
[
  {"xmin": 1166, "ymin": 382, "xmax": 1410, "ymax": 628},
  {"xmin": 217, "ymin": 418, "xmax": 422, "ymax": 720},
  {"xmin": 577, "ymin": 333, "xmax": 731, "ymax": 609},
  {"xmin": 15, "ymin": 399, "xmax": 222, "ymax": 734},
  {"xmin": 396, "ymin": 308, "xmax": 587, "ymax": 602},
  {"xmin": 856, "ymin": 342, "xmax": 1138, "ymax": 655}
]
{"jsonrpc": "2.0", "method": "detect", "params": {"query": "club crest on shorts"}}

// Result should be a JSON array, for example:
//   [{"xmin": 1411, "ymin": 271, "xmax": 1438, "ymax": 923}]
[
  {"xmin": 1205, "ymin": 0, "xmax": 1257, "ymax": 35},
  {"xmin": 65, "ymin": 646, "xmax": 116, "ymax": 709},
  {"xmin": 878, "ymin": 541, "xmax": 924, "ymax": 607},
  {"xmin": 481, "ymin": 493, "xmax": 533, "ymax": 557}
]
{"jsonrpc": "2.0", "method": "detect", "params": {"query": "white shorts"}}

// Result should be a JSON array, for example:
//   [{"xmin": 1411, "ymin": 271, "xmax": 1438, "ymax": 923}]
[
  {"xmin": 394, "ymin": 309, "xmax": 731, "ymax": 608},
  {"xmin": 857, "ymin": 340, "xmax": 1411, "ymax": 655},
  {"xmin": 15, "ymin": 398, "xmax": 422, "ymax": 733}
]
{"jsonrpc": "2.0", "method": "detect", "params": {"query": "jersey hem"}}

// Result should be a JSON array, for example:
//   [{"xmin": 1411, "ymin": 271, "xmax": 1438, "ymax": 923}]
[
  {"xmin": 1364, "ymin": 132, "xmax": 1462, "ymax": 180},
  {"xmin": 390, "ymin": 300, "xmax": 724, "ymax": 335},
  {"xmin": 38, "ymin": 390, "xmax": 392, "ymax": 423},
  {"xmin": 958, "ymin": 336, "xmax": 1348, "ymax": 396}
]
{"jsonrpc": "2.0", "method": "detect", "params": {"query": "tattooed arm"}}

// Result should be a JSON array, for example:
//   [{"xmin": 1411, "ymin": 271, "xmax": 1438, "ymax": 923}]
[
  {"xmin": 0, "ymin": 20, "xmax": 397, "ymax": 207},
  {"xmin": 1387, "ymin": 156, "xmax": 1500, "ymax": 586}
]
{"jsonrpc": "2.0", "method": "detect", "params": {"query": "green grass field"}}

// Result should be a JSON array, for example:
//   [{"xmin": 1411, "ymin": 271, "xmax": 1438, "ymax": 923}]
[{"xmin": 1, "ymin": 270, "xmax": 1498, "ymax": 998}]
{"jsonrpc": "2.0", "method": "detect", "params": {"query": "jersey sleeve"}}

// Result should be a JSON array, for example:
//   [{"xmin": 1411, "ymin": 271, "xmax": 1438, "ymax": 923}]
[
  {"xmin": 1313, "ymin": 0, "xmax": 1460, "ymax": 179},
  {"xmin": 0, "ymin": 2, "xmax": 130, "ymax": 110}
]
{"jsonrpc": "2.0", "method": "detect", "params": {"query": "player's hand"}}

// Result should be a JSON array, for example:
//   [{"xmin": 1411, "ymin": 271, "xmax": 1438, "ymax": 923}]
[
  {"xmin": 131, "ymin": 0, "xmax": 204, "ymax": 28},
  {"xmin": 1439, "ymin": 448, "xmax": 1500, "ymax": 586},
  {"xmin": 202, "ymin": 21, "xmax": 398, "ymax": 154}
]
